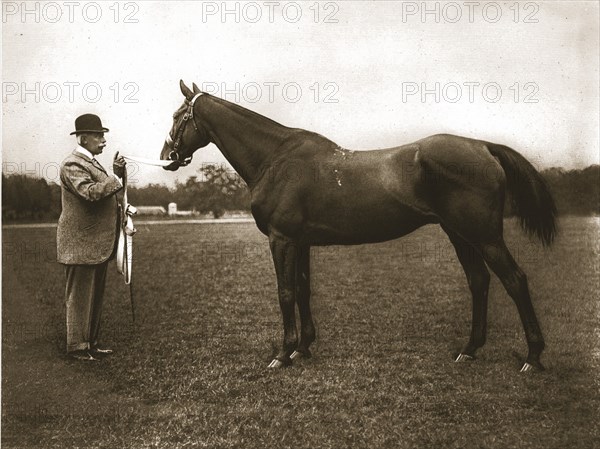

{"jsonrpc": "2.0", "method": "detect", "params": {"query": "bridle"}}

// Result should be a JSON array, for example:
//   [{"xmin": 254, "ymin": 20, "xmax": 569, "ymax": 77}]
[{"xmin": 164, "ymin": 92, "xmax": 204, "ymax": 167}]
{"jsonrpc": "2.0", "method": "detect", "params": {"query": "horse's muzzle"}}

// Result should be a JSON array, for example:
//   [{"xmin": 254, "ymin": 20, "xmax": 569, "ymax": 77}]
[
  {"xmin": 159, "ymin": 147, "xmax": 182, "ymax": 171},
  {"xmin": 161, "ymin": 151, "xmax": 179, "ymax": 171},
  {"xmin": 163, "ymin": 160, "xmax": 181, "ymax": 171}
]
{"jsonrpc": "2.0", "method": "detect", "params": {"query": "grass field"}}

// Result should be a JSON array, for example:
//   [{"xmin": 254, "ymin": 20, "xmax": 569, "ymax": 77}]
[{"xmin": 2, "ymin": 217, "xmax": 599, "ymax": 448}]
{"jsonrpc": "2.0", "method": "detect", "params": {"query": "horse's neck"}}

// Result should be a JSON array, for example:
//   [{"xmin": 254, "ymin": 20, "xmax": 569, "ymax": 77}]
[{"xmin": 199, "ymin": 95, "xmax": 294, "ymax": 186}]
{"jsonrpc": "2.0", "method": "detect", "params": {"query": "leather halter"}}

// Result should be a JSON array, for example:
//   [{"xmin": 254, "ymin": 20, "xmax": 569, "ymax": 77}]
[{"xmin": 165, "ymin": 92, "xmax": 203, "ymax": 166}]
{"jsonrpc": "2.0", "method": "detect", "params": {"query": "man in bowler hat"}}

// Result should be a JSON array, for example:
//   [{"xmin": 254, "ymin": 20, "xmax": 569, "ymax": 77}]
[{"xmin": 57, "ymin": 113, "xmax": 127, "ymax": 361}]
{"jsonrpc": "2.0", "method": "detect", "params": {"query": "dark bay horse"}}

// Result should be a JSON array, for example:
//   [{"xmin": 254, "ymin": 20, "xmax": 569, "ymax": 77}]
[{"xmin": 160, "ymin": 80, "xmax": 556, "ymax": 372}]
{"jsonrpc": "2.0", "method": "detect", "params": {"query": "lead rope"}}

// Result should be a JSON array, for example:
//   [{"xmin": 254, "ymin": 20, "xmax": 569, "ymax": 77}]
[
  {"xmin": 116, "ymin": 165, "xmax": 137, "ymax": 322},
  {"xmin": 121, "ymin": 155, "xmax": 174, "ymax": 167},
  {"xmin": 116, "ymin": 155, "xmax": 174, "ymax": 324}
]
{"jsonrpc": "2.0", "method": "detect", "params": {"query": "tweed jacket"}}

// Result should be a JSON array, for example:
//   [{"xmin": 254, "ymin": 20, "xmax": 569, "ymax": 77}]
[{"xmin": 57, "ymin": 149, "xmax": 122, "ymax": 265}]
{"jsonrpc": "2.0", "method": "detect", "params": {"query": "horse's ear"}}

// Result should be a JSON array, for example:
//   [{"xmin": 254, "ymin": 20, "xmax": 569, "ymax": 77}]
[
  {"xmin": 180, "ymin": 80, "xmax": 194, "ymax": 100},
  {"xmin": 192, "ymin": 83, "xmax": 201, "ymax": 94}
]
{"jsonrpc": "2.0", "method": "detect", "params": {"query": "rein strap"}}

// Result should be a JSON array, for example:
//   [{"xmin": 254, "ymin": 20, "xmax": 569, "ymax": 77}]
[
  {"xmin": 116, "ymin": 154, "xmax": 180, "ymax": 322},
  {"xmin": 116, "ymin": 166, "xmax": 137, "ymax": 321}
]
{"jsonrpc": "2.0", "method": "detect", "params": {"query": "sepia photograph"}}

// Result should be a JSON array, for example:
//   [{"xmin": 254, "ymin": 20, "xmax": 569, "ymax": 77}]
[{"xmin": 2, "ymin": 1, "xmax": 599, "ymax": 448}]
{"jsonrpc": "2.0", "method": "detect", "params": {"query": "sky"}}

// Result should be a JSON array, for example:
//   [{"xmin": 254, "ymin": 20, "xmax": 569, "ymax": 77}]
[{"xmin": 2, "ymin": 0, "xmax": 599, "ymax": 187}]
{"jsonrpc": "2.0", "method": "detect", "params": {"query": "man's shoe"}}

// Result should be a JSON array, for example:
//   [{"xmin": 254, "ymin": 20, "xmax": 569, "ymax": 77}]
[
  {"xmin": 69, "ymin": 350, "xmax": 99, "ymax": 361},
  {"xmin": 91, "ymin": 347, "xmax": 113, "ymax": 356}
]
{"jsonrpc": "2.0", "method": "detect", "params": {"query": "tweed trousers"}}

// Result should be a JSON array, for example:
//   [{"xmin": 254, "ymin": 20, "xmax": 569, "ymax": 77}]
[{"xmin": 64, "ymin": 261, "xmax": 109, "ymax": 352}]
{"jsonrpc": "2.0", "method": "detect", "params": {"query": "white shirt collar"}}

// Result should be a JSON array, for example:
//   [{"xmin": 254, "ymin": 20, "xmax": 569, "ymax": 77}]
[{"xmin": 75, "ymin": 145, "xmax": 95, "ymax": 160}]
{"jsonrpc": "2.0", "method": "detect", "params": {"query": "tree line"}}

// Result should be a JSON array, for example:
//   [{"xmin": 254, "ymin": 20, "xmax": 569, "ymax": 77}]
[
  {"xmin": 2, "ymin": 164, "xmax": 599, "ymax": 222},
  {"xmin": 2, "ymin": 164, "xmax": 250, "ymax": 221}
]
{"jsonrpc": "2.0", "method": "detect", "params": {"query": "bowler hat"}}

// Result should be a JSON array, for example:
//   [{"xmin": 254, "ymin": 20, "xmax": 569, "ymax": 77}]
[{"xmin": 70, "ymin": 114, "xmax": 109, "ymax": 135}]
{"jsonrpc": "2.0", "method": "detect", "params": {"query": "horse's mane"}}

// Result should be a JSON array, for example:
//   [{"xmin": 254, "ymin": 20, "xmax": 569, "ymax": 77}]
[
  {"xmin": 174, "ymin": 101, "xmax": 189, "ymax": 118},
  {"xmin": 204, "ymin": 94, "xmax": 291, "ymax": 132}
]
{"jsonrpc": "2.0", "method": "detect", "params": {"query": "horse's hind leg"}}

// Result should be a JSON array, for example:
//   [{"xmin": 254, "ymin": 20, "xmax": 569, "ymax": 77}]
[
  {"xmin": 443, "ymin": 227, "xmax": 490, "ymax": 362},
  {"xmin": 290, "ymin": 244, "xmax": 315, "ymax": 361},
  {"xmin": 480, "ymin": 239, "xmax": 545, "ymax": 372}
]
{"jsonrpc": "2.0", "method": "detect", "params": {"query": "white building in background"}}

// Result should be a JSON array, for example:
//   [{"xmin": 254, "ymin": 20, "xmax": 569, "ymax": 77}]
[
  {"xmin": 168, "ymin": 202, "xmax": 194, "ymax": 217},
  {"xmin": 135, "ymin": 206, "xmax": 167, "ymax": 216}
]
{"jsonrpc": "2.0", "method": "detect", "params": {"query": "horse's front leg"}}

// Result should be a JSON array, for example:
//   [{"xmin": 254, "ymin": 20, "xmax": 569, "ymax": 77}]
[
  {"xmin": 268, "ymin": 232, "xmax": 299, "ymax": 368},
  {"xmin": 290, "ymin": 244, "xmax": 315, "ymax": 361}
]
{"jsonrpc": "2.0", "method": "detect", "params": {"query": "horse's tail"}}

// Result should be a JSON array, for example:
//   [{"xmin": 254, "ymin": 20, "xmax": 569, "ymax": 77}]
[{"xmin": 487, "ymin": 143, "xmax": 557, "ymax": 246}]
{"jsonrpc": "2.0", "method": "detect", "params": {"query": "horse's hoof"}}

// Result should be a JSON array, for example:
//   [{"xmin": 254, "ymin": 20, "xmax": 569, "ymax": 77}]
[
  {"xmin": 290, "ymin": 349, "xmax": 311, "ymax": 360},
  {"xmin": 455, "ymin": 353, "xmax": 475, "ymax": 362},
  {"xmin": 267, "ymin": 358, "xmax": 290, "ymax": 369},
  {"xmin": 268, "ymin": 359, "xmax": 284, "ymax": 368},
  {"xmin": 519, "ymin": 361, "xmax": 545, "ymax": 373}
]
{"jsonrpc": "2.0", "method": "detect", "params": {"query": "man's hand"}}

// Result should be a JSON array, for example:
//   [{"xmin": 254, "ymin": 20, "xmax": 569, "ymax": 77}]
[{"xmin": 113, "ymin": 151, "xmax": 126, "ymax": 178}]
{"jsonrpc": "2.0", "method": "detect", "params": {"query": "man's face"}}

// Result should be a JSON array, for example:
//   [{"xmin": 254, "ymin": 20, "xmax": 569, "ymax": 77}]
[{"xmin": 81, "ymin": 133, "xmax": 106, "ymax": 156}]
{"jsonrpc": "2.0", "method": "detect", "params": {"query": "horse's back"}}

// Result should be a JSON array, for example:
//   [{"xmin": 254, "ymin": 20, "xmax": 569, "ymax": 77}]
[{"xmin": 254, "ymin": 132, "xmax": 507, "ymax": 244}]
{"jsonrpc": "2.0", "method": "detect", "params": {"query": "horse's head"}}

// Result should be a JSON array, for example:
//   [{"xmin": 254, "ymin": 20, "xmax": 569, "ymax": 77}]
[{"xmin": 160, "ymin": 80, "xmax": 211, "ymax": 171}]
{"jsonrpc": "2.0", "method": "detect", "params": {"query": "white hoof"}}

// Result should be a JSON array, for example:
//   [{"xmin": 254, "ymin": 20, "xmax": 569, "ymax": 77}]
[
  {"xmin": 519, "ymin": 362, "xmax": 533, "ymax": 373},
  {"xmin": 455, "ymin": 353, "xmax": 475, "ymax": 362},
  {"xmin": 268, "ymin": 358, "xmax": 285, "ymax": 369}
]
